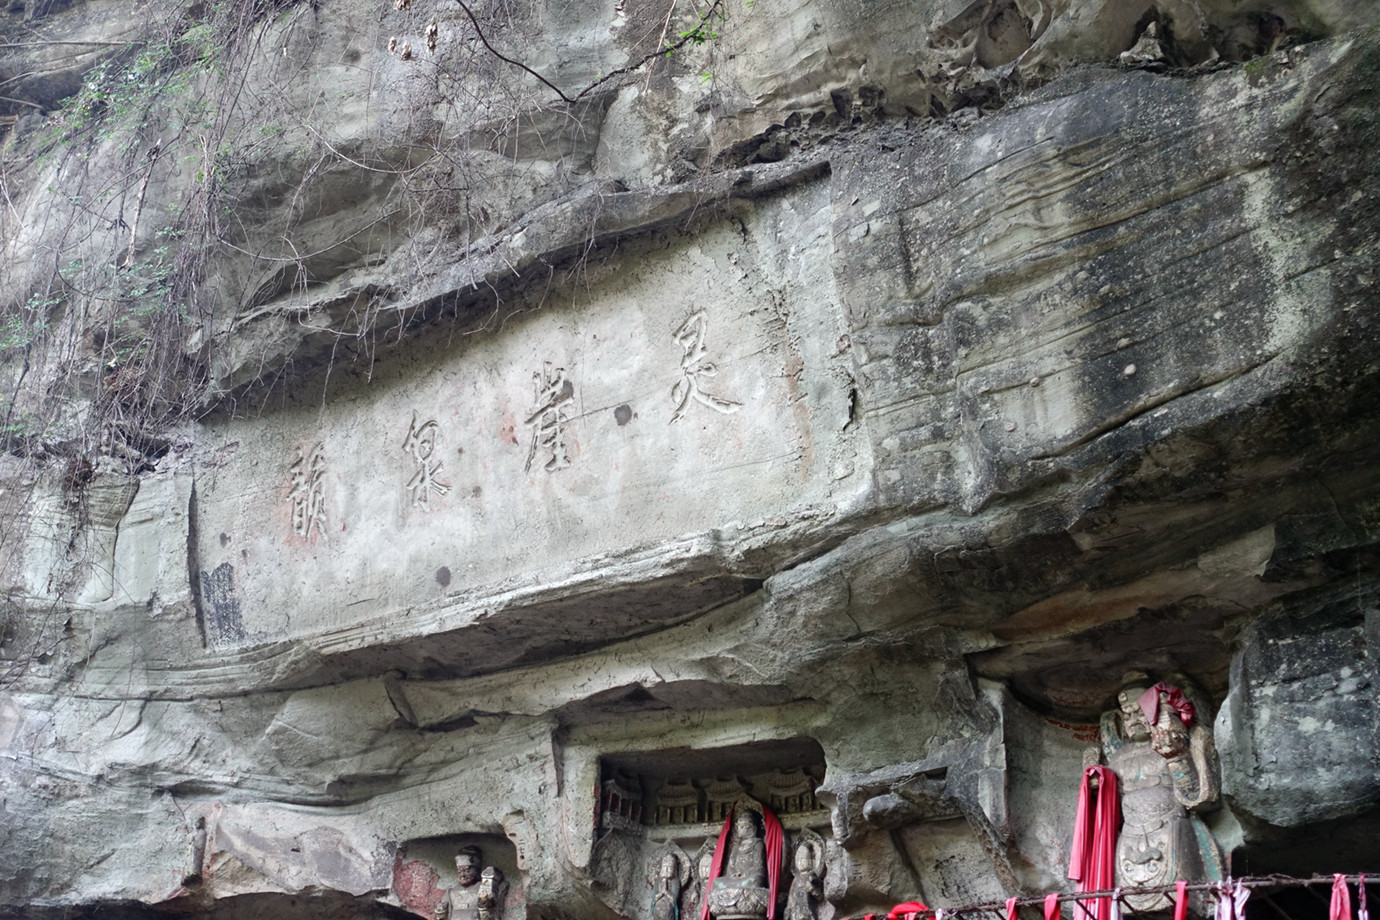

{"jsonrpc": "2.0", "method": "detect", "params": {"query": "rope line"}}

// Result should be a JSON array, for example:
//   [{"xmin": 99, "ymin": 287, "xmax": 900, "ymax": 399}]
[{"xmin": 845, "ymin": 873, "xmax": 1380, "ymax": 920}]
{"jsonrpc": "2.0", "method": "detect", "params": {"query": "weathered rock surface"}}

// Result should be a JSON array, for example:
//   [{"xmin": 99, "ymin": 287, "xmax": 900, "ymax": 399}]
[{"xmin": 0, "ymin": 0, "xmax": 1378, "ymax": 917}]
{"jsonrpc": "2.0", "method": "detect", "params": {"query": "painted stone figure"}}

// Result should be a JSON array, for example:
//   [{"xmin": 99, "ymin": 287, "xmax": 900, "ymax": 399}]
[
  {"xmin": 784, "ymin": 830, "xmax": 825, "ymax": 920},
  {"xmin": 650, "ymin": 847, "xmax": 692, "ymax": 920},
  {"xmin": 1097, "ymin": 674, "xmax": 1223, "ymax": 911},
  {"xmin": 436, "ymin": 847, "xmax": 506, "ymax": 920},
  {"xmin": 682, "ymin": 837, "xmax": 716, "ymax": 920},
  {"xmin": 477, "ymin": 866, "xmax": 507, "ymax": 920},
  {"xmin": 707, "ymin": 807, "xmax": 771, "ymax": 920}
]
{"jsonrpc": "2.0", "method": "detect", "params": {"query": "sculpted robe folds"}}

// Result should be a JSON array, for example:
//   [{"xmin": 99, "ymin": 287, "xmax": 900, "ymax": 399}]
[{"xmin": 1100, "ymin": 681, "xmax": 1224, "ymax": 911}]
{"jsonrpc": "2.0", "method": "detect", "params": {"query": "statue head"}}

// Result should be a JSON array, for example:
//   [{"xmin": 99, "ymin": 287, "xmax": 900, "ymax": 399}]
[
  {"xmin": 793, "ymin": 840, "xmax": 814, "ymax": 873},
  {"xmin": 1117, "ymin": 673, "xmax": 1153, "ymax": 742},
  {"xmin": 697, "ymin": 841, "xmax": 715, "ymax": 878},
  {"xmin": 455, "ymin": 847, "xmax": 482, "ymax": 887},
  {"xmin": 658, "ymin": 853, "xmax": 679, "ymax": 881},
  {"xmin": 732, "ymin": 807, "xmax": 761, "ymax": 842}
]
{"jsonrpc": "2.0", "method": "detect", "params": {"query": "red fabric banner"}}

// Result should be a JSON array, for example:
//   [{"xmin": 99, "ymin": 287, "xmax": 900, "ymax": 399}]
[
  {"xmin": 1045, "ymin": 893, "xmax": 1060, "ymax": 920},
  {"xmin": 1138, "ymin": 682, "xmax": 1196, "ymax": 727},
  {"xmin": 1068, "ymin": 765, "xmax": 1121, "ymax": 920},
  {"xmin": 1174, "ymin": 880, "xmax": 1189, "ymax": 920}
]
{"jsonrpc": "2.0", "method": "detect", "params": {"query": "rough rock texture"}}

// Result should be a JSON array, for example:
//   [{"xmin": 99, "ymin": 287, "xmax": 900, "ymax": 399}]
[{"xmin": 1, "ymin": 0, "xmax": 1378, "ymax": 917}]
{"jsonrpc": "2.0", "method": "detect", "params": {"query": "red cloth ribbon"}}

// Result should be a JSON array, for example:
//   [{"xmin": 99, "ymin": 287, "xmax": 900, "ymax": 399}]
[
  {"xmin": 699, "ymin": 803, "xmax": 784, "ymax": 920},
  {"xmin": 888, "ymin": 902, "xmax": 928, "ymax": 920},
  {"xmin": 1045, "ymin": 893, "xmax": 1060, "ymax": 920},
  {"xmin": 1068, "ymin": 765, "xmax": 1121, "ymax": 920},
  {"xmin": 1174, "ymin": 880, "xmax": 1189, "ymax": 920},
  {"xmin": 1333, "ymin": 875, "xmax": 1354, "ymax": 920},
  {"xmin": 1007, "ymin": 896, "xmax": 1019, "ymax": 920},
  {"xmin": 1138, "ymin": 682, "xmax": 1196, "ymax": 728}
]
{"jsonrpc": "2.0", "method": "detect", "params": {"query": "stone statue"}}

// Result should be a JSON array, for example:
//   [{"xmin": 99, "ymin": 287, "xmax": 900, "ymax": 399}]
[
  {"xmin": 649, "ymin": 846, "xmax": 692, "ymax": 920},
  {"xmin": 477, "ymin": 866, "xmax": 507, "ymax": 920},
  {"xmin": 1095, "ymin": 674, "xmax": 1223, "ymax": 911},
  {"xmin": 181, "ymin": 815, "xmax": 207, "ymax": 886},
  {"xmin": 707, "ymin": 806, "xmax": 771, "ymax": 920},
  {"xmin": 436, "ymin": 847, "xmax": 506, "ymax": 920},
  {"xmin": 681, "ymin": 837, "xmax": 716, "ymax": 920},
  {"xmin": 784, "ymin": 830, "xmax": 825, "ymax": 920}
]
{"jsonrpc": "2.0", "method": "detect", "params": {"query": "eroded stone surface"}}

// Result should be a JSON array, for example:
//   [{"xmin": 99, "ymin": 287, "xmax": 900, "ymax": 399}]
[{"xmin": 0, "ymin": 0, "xmax": 1378, "ymax": 918}]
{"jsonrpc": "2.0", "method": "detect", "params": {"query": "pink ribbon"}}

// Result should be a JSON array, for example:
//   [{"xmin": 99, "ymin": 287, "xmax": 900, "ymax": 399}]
[{"xmin": 1334, "ymin": 875, "xmax": 1354, "ymax": 920}]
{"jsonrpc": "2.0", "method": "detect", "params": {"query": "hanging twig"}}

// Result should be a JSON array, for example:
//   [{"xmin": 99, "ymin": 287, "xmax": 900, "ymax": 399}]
[{"xmin": 453, "ymin": 0, "xmax": 725, "ymax": 105}]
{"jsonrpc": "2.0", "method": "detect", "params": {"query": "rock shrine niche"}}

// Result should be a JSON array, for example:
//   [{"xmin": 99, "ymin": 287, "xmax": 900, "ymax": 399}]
[
  {"xmin": 389, "ymin": 833, "xmax": 520, "ymax": 920},
  {"xmin": 593, "ymin": 739, "xmax": 832, "ymax": 920}
]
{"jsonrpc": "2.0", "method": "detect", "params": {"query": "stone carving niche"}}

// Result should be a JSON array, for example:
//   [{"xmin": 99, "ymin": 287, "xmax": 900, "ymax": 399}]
[
  {"xmin": 389, "ymin": 833, "xmax": 521, "ymax": 920},
  {"xmin": 593, "ymin": 738, "xmax": 831, "ymax": 920}
]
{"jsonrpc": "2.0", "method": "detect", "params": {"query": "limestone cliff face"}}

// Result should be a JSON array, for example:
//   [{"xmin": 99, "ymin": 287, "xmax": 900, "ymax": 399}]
[{"xmin": 0, "ymin": 0, "xmax": 1377, "ymax": 917}]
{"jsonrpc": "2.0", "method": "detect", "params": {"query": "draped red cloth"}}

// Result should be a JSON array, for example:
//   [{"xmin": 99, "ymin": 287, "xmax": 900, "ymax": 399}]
[
  {"xmin": 1333, "ymin": 875, "xmax": 1354, "ymax": 920},
  {"xmin": 888, "ymin": 902, "xmax": 928, "ymax": 920},
  {"xmin": 1044, "ymin": 893, "xmax": 1060, "ymax": 920},
  {"xmin": 699, "ymin": 804, "xmax": 784, "ymax": 920},
  {"xmin": 1007, "ymin": 896, "xmax": 1019, "ymax": 920},
  {"xmin": 1138, "ymin": 682, "xmax": 1196, "ymax": 727},
  {"xmin": 1174, "ymin": 880, "xmax": 1189, "ymax": 920},
  {"xmin": 1068, "ymin": 765, "xmax": 1121, "ymax": 920}
]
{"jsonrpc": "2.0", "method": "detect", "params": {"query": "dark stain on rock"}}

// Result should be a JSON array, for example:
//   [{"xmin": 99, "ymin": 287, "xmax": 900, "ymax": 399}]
[
  {"xmin": 436, "ymin": 566, "xmax": 451, "ymax": 587},
  {"xmin": 614, "ymin": 404, "xmax": 633, "ymax": 426},
  {"xmin": 218, "ymin": 532, "xmax": 230, "ymax": 547},
  {"xmin": 197, "ymin": 563, "xmax": 245, "ymax": 648}
]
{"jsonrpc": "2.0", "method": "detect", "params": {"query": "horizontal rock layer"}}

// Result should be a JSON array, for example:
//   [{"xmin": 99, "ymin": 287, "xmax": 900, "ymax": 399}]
[{"xmin": 0, "ymin": 0, "xmax": 1377, "ymax": 917}]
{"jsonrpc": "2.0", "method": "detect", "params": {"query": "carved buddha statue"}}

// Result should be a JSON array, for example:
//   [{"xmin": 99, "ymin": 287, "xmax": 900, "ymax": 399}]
[
  {"xmin": 649, "ymin": 847, "xmax": 691, "ymax": 920},
  {"xmin": 784, "ymin": 831, "xmax": 824, "ymax": 920},
  {"xmin": 707, "ymin": 808, "xmax": 771, "ymax": 920}
]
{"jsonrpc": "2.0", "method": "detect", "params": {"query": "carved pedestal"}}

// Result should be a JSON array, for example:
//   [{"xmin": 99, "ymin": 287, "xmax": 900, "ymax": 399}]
[{"xmin": 708, "ymin": 879, "xmax": 771, "ymax": 920}]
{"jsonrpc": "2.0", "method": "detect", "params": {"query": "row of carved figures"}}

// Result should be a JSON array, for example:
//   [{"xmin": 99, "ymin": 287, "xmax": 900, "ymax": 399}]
[
  {"xmin": 174, "ymin": 675, "xmax": 1226, "ymax": 920},
  {"xmin": 643, "ymin": 674, "xmax": 1224, "ymax": 920},
  {"xmin": 651, "ymin": 801, "xmax": 827, "ymax": 920}
]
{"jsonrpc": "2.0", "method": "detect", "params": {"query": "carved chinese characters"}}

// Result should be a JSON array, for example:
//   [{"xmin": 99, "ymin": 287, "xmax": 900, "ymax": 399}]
[
  {"xmin": 671, "ymin": 311, "xmax": 741, "ymax": 423},
  {"xmin": 286, "ymin": 443, "xmax": 327, "ymax": 538},
  {"xmin": 525, "ymin": 362, "xmax": 575, "ymax": 473},
  {"xmin": 403, "ymin": 413, "xmax": 451, "ymax": 510},
  {"xmin": 273, "ymin": 309, "xmax": 756, "ymax": 546}
]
